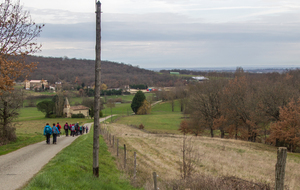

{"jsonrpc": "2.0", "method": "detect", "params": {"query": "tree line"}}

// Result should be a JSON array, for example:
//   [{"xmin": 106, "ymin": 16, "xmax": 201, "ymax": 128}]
[
  {"xmin": 182, "ymin": 68, "xmax": 300, "ymax": 152},
  {"xmin": 18, "ymin": 56, "xmax": 181, "ymax": 88}
]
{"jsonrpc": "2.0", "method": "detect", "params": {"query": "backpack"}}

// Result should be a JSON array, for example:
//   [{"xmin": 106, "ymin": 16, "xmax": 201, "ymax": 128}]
[
  {"xmin": 52, "ymin": 126, "xmax": 58, "ymax": 134},
  {"xmin": 57, "ymin": 124, "xmax": 61, "ymax": 131},
  {"xmin": 45, "ymin": 126, "xmax": 51, "ymax": 135},
  {"xmin": 71, "ymin": 125, "xmax": 75, "ymax": 131},
  {"xmin": 80, "ymin": 126, "xmax": 82, "ymax": 131},
  {"xmin": 64, "ymin": 124, "xmax": 68, "ymax": 130}
]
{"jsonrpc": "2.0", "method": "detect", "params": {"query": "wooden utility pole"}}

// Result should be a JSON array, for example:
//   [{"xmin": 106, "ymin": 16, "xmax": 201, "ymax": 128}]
[{"xmin": 93, "ymin": 0, "xmax": 101, "ymax": 178}]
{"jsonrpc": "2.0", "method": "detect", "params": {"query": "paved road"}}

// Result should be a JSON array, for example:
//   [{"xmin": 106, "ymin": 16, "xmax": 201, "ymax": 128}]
[{"xmin": 0, "ymin": 116, "xmax": 112, "ymax": 190}]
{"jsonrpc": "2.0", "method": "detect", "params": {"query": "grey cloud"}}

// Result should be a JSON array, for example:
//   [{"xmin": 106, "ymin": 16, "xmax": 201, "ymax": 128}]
[
  {"xmin": 36, "ymin": 11, "xmax": 300, "ymax": 68},
  {"xmin": 40, "ymin": 20, "xmax": 300, "ymax": 44}
]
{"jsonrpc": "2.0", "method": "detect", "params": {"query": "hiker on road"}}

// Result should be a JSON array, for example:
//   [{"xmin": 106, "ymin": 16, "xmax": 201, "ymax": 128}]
[
  {"xmin": 56, "ymin": 122, "xmax": 62, "ymax": 137},
  {"xmin": 75, "ymin": 122, "xmax": 79, "ymax": 136},
  {"xmin": 79, "ymin": 125, "xmax": 83, "ymax": 135},
  {"xmin": 71, "ymin": 124, "xmax": 75, "ymax": 137},
  {"xmin": 43, "ymin": 123, "xmax": 52, "ymax": 144},
  {"xmin": 86, "ymin": 126, "xmax": 89, "ymax": 133},
  {"xmin": 52, "ymin": 123, "xmax": 59, "ymax": 144},
  {"xmin": 64, "ymin": 122, "xmax": 69, "ymax": 137}
]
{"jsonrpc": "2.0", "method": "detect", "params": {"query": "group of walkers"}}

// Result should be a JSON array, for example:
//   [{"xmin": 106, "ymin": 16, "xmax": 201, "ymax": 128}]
[
  {"xmin": 64, "ymin": 122, "xmax": 89, "ymax": 137},
  {"xmin": 43, "ymin": 122, "xmax": 89, "ymax": 145}
]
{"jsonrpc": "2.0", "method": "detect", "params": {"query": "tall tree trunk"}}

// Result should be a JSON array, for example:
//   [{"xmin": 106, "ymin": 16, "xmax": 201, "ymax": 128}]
[
  {"xmin": 3, "ymin": 101, "xmax": 8, "ymax": 137},
  {"xmin": 180, "ymin": 99, "xmax": 184, "ymax": 112},
  {"xmin": 220, "ymin": 129, "xmax": 225, "ymax": 138},
  {"xmin": 235, "ymin": 125, "xmax": 238, "ymax": 140},
  {"xmin": 210, "ymin": 128, "xmax": 214, "ymax": 138},
  {"xmin": 171, "ymin": 99, "xmax": 174, "ymax": 112}
]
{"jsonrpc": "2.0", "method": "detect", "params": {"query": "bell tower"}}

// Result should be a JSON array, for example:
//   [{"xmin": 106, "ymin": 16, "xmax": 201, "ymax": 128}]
[{"xmin": 63, "ymin": 97, "xmax": 71, "ymax": 117}]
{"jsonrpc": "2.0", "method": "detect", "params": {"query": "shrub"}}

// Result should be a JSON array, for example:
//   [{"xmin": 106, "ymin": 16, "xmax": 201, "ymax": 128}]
[
  {"xmin": 139, "ymin": 124, "xmax": 145, "ymax": 129},
  {"xmin": 100, "ymin": 111, "xmax": 103, "ymax": 117},
  {"xmin": 137, "ymin": 100, "xmax": 151, "ymax": 115},
  {"xmin": 131, "ymin": 91, "xmax": 146, "ymax": 114},
  {"xmin": 49, "ymin": 114, "xmax": 57, "ymax": 118},
  {"xmin": 71, "ymin": 113, "xmax": 85, "ymax": 118}
]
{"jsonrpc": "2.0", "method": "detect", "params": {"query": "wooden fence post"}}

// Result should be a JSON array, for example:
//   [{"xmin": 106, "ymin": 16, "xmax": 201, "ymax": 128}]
[
  {"xmin": 109, "ymin": 133, "xmax": 111, "ymax": 145},
  {"xmin": 124, "ymin": 144, "xmax": 127, "ymax": 169},
  {"xmin": 153, "ymin": 172, "xmax": 157, "ymax": 190},
  {"xmin": 112, "ymin": 135, "xmax": 114, "ymax": 147},
  {"xmin": 275, "ymin": 147, "xmax": 287, "ymax": 190},
  {"xmin": 117, "ymin": 139, "xmax": 119, "ymax": 157},
  {"xmin": 134, "ymin": 152, "xmax": 137, "ymax": 179}
]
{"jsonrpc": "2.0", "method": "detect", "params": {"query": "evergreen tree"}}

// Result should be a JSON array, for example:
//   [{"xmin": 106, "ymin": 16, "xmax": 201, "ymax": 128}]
[{"xmin": 131, "ymin": 91, "xmax": 146, "ymax": 114}]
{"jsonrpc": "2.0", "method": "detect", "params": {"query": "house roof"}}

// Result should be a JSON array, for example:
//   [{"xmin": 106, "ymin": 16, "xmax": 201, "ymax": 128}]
[
  {"xmin": 70, "ymin": 105, "xmax": 89, "ymax": 111},
  {"xmin": 192, "ymin": 76, "xmax": 209, "ymax": 81}
]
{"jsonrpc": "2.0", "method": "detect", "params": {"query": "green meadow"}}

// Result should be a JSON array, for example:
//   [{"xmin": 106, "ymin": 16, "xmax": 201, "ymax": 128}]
[
  {"xmin": 23, "ymin": 129, "xmax": 140, "ymax": 190},
  {"xmin": 115, "ymin": 100, "xmax": 184, "ymax": 134}
]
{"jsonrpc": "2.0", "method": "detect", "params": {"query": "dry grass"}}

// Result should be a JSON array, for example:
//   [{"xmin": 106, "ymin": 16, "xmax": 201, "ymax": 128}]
[{"xmin": 103, "ymin": 123, "xmax": 300, "ymax": 190}]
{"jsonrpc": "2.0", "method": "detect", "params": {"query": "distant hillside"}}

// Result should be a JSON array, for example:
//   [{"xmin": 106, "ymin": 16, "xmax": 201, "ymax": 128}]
[{"xmin": 20, "ymin": 56, "xmax": 179, "ymax": 88}]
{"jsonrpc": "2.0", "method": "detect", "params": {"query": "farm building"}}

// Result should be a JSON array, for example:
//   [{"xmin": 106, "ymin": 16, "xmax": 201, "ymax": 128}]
[
  {"xmin": 63, "ymin": 98, "xmax": 89, "ymax": 118},
  {"xmin": 24, "ymin": 79, "xmax": 48, "ymax": 90}
]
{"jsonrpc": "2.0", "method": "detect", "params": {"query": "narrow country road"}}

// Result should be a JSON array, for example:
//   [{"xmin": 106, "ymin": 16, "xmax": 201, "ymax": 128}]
[{"xmin": 0, "ymin": 116, "xmax": 113, "ymax": 190}]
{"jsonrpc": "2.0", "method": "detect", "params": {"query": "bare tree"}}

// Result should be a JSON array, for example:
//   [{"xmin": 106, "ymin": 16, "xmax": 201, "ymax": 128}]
[
  {"xmin": 52, "ymin": 92, "xmax": 65, "ymax": 117},
  {"xmin": 0, "ymin": 0, "xmax": 44, "ymax": 91},
  {"xmin": 175, "ymin": 82, "xmax": 188, "ymax": 112},
  {"xmin": 106, "ymin": 98, "xmax": 115, "ymax": 122},
  {"xmin": 187, "ymin": 79, "xmax": 226, "ymax": 138}
]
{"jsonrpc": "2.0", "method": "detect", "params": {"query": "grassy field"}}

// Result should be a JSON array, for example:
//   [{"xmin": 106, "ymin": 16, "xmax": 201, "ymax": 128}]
[
  {"xmin": 17, "ymin": 107, "xmax": 45, "ymax": 121},
  {"xmin": 115, "ymin": 100, "xmax": 183, "ymax": 133},
  {"xmin": 23, "ymin": 129, "xmax": 141, "ymax": 190},
  {"xmin": 106, "ymin": 123, "xmax": 300, "ymax": 189}
]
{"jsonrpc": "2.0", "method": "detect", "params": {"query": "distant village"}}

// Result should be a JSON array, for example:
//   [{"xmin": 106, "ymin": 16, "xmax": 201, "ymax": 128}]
[{"xmin": 23, "ymin": 74, "xmax": 208, "ymax": 93}]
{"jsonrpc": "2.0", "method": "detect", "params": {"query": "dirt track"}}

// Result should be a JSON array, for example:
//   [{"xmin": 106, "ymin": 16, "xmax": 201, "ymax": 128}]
[{"xmin": 0, "ymin": 116, "xmax": 111, "ymax": 190}]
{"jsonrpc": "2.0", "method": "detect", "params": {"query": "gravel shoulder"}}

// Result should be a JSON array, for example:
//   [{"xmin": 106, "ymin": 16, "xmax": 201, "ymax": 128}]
[{"xmin": 0, "ymin": 116, "xmax": 111, "ymax": 190}]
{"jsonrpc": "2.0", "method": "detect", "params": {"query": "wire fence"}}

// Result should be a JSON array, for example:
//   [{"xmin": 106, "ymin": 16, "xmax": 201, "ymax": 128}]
[{"xmin": 100, "ymin": 125, "xmax": 160, "ymax": 190}]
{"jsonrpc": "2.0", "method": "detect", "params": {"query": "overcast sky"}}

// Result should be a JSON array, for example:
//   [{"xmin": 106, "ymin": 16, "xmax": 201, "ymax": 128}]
[{"xmin": 17, "ymin": 0, "xmax": 300, "ymax": 69}]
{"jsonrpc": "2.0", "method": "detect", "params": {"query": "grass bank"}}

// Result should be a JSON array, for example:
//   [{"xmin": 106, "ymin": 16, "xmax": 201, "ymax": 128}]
[
  {"xmin": 108, "ymin": 124, "xmax": 300, "ymax": 189},
  {"xmin": 23, "ymin": 130, "xmax": 140, "ymax": 190},
  {"xmin": 115, "ymin": 101, "xmax": 183, "ymax": 133},
  {"xmin": 0, "ymin": 117, "xmax": 93, "ymax": 156}
]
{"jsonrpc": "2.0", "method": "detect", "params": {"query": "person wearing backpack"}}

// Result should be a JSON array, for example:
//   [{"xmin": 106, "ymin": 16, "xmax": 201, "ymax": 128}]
[
  {"xmin": 56, "ymin": 122, "xmax": 62, "ymax": 137},
  {"xmin": 75, "ymin": 122, "xmax": 79, "ymax": 136},
  {"xmin": 71, "ymin": 124, "xmax": 75, "ymax": 137},
  {"xmin": 86, "ymin": 126, "xmax": 89, "ymax": 133},
  {"xmin": 64, "ymin": 122, "xmax": 69, "ymax": 137},
  {"xmin": 43, "ymin": 123, "xmax": 52, "ymax": 144},
  {"xmin": 52, "ymin": 123, "xmax": 59, "ymax": 144},
  {"xmin": 79, "ymin": 126, "xmax": 83, "ymax": 135}
]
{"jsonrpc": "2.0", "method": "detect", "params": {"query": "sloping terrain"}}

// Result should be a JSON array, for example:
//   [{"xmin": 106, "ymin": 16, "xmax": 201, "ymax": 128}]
[
  {"xmin": 20, "ymin": 56, "xmax": 178, "ymax": 88},
  {"xmin": 106, "ymin": 123, "xmax": 300, "ymax": 189}
]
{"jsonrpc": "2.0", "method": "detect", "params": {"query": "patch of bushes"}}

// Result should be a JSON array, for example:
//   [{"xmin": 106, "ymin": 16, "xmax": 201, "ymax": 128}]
[
  {"xmin": 48, "ymin": 114, "xmax": 57, "ymax": 118},
  {"xmin": 71, "ymin": 113, "xmax": 85, "ymax": 118},
  {"xmin": 139, "ymin": 123, "xmax": 145, "ymax": 129}
]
